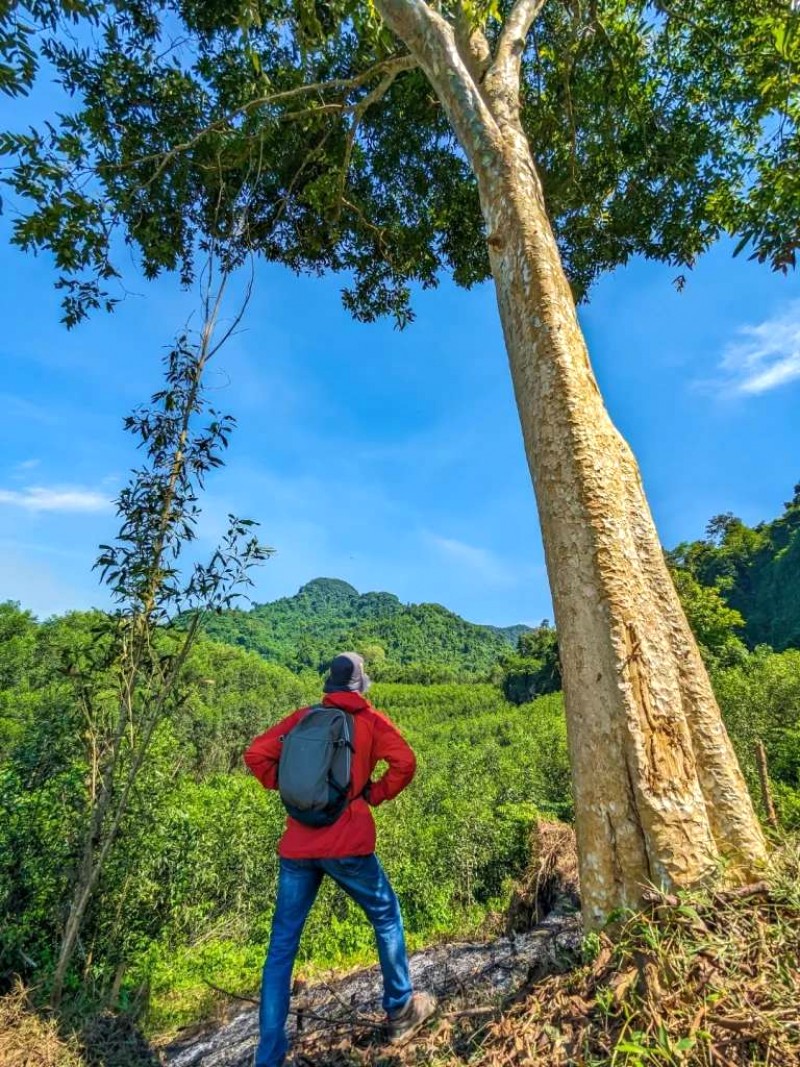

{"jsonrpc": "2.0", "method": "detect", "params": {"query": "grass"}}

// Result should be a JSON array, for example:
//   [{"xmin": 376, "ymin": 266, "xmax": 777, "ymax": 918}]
[
  {"xmin": 0, "ymin": 981, "xmax": 159, "ymax": 1067},
  {"xmin": 442, "ymin": 838, "xmax": 800, "ymax": 1066},
  {"xmin": 0, "ymin": 983, "xmax": 84, "ymax": 1067}
]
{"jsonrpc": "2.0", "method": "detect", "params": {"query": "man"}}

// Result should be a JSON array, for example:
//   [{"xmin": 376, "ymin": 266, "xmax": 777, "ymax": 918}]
[{"xmin": 244, "ymin": 651, "xmax": 437, "ymax": 1067}]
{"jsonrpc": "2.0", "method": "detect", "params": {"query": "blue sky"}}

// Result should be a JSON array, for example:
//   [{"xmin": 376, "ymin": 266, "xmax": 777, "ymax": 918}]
[
  {"xmin": 1, "ymin": 184, "xmax": 799, "ymax": 625},
  {"xmin": 1, "ymin": 229, "xmax": 798, "ymax": 627}
]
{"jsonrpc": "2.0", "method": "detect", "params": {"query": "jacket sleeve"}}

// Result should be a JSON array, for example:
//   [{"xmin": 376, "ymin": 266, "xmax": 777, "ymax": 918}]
[
  {"xmin": 243, "ymin": 708, "xmax": 305, "ymax": 790},
  {"xmin": 367, "ymin": 711, "xmax": 417, "ymax": 806}
]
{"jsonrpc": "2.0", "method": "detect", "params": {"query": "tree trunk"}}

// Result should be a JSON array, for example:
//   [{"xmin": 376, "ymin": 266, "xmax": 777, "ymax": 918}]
[
  {"xmin": 473, "ymin": 128, "xmax": 767, "ymax": 924},
  {"xmin": 51, "ymin": 847, "xmax": 103, "ymax": 1006},
  {"xmin": 375, "ymin": 0, "xmax": 767, "ymax": 926}
]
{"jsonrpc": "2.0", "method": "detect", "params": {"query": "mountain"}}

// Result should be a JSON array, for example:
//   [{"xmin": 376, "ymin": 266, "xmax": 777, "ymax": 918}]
[
  {"xmin": 200, "ymin": 577, "xmax": 529, "ymax": 676},
  {"xmin": 487, "ymin": 622, "xmax": 535, "ymax": 645}
]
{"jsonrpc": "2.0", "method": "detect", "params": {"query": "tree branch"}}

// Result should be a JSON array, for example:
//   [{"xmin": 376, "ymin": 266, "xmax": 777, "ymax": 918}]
[
  {"xmin": 335, "ymin": 61, "xmax": 409, "ymax": 221},
  {"xmin": 485, "ymin": 0, "xmax": 547, "ymax": 112},
  {"xmin": 375, "ymin": 0, "xmax": 502, "ymax": 163},
  {"xmin": 494, "ymin": 0, "xmax": 547, "ymax": 73},
  {"xmin": 455, "ymin": 3, "xmax": 492, "ymax": 85},
  {"xmin": 110, "ymin": 55, "xmax": 417, "ymax": 186},
  {"xmin": 267, "ymin": 128, "xmax": 335, "ymax": 235}
]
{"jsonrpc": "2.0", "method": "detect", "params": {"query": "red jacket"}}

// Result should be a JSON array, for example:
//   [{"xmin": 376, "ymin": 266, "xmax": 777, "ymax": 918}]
[{"xmin": 243, "ymin": 690, "xmax": 416, "ymax": 858}]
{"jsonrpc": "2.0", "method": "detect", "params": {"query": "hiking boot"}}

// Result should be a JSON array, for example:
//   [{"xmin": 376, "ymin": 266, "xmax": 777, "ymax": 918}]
[{"xmin": 386, "ymin": 991, "xmax": 438, "ymax": 1044}]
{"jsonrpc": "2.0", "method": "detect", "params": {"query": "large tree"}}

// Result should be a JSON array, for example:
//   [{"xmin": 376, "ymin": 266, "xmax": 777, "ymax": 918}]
[{"xmin": 3, "ymin": 0, "xmax": 797, "ymax": 923}]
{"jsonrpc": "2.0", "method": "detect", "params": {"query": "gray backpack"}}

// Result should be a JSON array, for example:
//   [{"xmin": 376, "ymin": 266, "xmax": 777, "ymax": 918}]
[{"xmin": 278, "ymin": 705, "xmax": 355, "ymax": 827}]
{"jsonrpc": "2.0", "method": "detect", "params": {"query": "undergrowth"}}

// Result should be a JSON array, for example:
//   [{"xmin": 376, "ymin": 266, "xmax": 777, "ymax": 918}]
[
  {"xmin": 474, "ymin": 850, "xmax": 800, "ymax": 1065},
  {"xmin": 4, "ymin": 837, "xmax": 799, "ymax": 1067}
]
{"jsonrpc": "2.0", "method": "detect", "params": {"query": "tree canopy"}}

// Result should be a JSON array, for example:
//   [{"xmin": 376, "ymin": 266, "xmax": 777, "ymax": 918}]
[
  {"xmin": 668, "ymin": 484, "xmax": 800, "ymax": 653},
  {"xmin": 1, "ymin": 0, "xmax": 798, "ymax": 325}
]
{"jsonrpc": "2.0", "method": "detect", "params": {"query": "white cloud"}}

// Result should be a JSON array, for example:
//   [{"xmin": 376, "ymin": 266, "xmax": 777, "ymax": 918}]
[
  {"xmin": 9, "ymin": 459, "xmax": 42, "ymax": 483},
  {"xmin": 426, "ymin": 532, "xmax": 515, "ymax": 586},
  {"xmin": 0, "ymin": 485, "xmax": 111, "ymax": 513},
  {"xmin": 718, "ymin": 302, "xmax": 800, "ymax": 396}
]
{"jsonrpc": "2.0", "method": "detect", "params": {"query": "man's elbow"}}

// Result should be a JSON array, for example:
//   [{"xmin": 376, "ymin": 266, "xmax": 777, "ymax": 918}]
[
  {"xmin": 243, "ymin": 746, "xmax": 272, "ymax": 786},
  {"xmin": 397, "ymin": 750, "xmax": 417, "ymax": 787}
]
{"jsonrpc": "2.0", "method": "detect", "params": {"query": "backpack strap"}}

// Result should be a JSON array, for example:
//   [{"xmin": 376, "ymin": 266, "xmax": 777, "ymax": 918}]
[{"xmin": 279, "ymin": 704, "xmax": 323, "ymax": 742}]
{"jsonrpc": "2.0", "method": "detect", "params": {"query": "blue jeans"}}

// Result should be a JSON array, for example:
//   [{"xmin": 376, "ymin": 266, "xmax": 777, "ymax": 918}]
[{"xmin": 255, "ymin": 855, "xmax": 413, "ymax": 1067}]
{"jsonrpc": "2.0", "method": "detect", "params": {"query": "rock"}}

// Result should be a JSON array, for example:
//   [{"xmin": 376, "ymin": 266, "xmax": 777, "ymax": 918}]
[{"xmin": 164, "ymin": 909, "xmax": 581, "ymax": 1067}]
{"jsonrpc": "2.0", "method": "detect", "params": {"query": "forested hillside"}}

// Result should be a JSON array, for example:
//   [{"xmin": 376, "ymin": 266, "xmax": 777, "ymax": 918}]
[
  {"xmin": 3, "ymin": 487, "xmax": 800, "ymax": 1049},
  {"xmin": 669, "ymin": 484, "xmax": 800, "ymax": 652},
  {"xmin": 197, "ymin": 485, "xmax": 800, "ymax": 685},
  {"xmin": 196, "ymin": 482, "xmax": 800, "ymax": 688},
  {"xmin": 199, "ymin": 577, "xmax": 527, "ymax": 677}
]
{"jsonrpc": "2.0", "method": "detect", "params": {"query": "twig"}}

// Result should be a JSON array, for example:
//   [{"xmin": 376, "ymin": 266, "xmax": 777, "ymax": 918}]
[
  {"xmin": 319, "ymin": 979, "xmax": 367, "ymax": 1019},
  {"xmin": 712, "ymin": 882, "xmax": 771, "ymax": 902},
  {"xmin": 295, "ymin": 1008, "xmax": 385, "ymax": 1034},
  {"xmin": 756, "ymin": 740, "xmax": 780, "ymax": 830},
  {"xmin": 444, "ymin": 1005, "xmax": 498, "ymax": 1018},
  {"xmin": 334, "ymin": 61, "xmax": 409, "ymax": 219},
  {"xmin": 201, "ymin": 977, "xmax": 258, "ymax": 1004},
  {"xmin": 110, "ymin": 55, "xmax": 417, "ymax": 189}
]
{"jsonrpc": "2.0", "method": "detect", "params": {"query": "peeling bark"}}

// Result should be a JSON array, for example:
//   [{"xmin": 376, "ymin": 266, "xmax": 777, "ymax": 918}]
[{"xmin": 375, "ymin": 0, "xmax": 767, "ymax": 926}]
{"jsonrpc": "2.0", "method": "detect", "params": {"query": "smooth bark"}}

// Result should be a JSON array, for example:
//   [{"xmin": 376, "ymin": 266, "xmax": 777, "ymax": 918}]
[{"xmin": 375, "ymin": 0, "xmax": 767, "ymax": 925}]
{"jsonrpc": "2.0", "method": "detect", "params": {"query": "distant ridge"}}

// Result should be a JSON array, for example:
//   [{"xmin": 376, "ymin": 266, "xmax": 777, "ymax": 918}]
[{"xmin": 200, "ymin": 577, "xmax": 530, "ymax": 675}]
